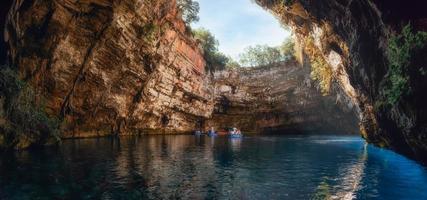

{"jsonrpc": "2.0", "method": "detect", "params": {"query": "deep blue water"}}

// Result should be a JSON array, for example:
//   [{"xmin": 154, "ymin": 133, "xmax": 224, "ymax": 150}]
[{"xmin": 1, "ymin": 135, "xmax": 427, "ymax": 200}]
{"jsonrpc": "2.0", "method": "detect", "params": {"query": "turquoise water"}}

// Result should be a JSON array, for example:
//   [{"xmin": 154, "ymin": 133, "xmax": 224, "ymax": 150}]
[{"xmin": 1, "ymin": 135, "xmax": 427, "ymax": 199}]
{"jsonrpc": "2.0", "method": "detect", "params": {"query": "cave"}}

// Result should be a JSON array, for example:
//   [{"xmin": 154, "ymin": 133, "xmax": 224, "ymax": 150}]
[
  {"xmin": 0, "ymin": 0, "xmax": 427, "ymax": 198},
  {"xmin": 207, "ymin": 61, "xmax": 359, "ymax": 135},
  {"xmin": 214, "ymin": 96, "xmax": 231, "ymax": 114},
  {"xmin": 250, "ymin": 0, "xmax": 427, "ymax": 164},
  {"xmin": 161, "ymin": 114, "xmax": 170, "ymax": 127},
  {"xmin": 0, "ymin": 0, "xmax": 425, "ymax": 162},
  {"xmin": 0, "ymin": 0, "xmax": 425, "ymax": 160}
]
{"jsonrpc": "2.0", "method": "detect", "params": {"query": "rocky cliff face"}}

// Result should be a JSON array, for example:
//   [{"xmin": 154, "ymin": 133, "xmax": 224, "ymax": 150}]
[
  {"xmin": 2, "ymin": 0, "xmax": 426, "ymax": 165},
  {"xmin": 3, "ymin": 0, "xmax": 214, "ymax": 138},
  {"xmin": 0, "ymin": 0, "xmax": 359, "ymax": 146},
  {"xmin": 255, "ymin": 0, "xmax": 427, "ymax": 163},
  {"xmin": 206, "ymin": 60, "xmax": 358, "ymax": 134},
  {"xmin": 0, "ymin": 0, "xmax": 13, "ymax": 65}
]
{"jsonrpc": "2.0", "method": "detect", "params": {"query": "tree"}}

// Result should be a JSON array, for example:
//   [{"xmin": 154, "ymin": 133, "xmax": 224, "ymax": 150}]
[
  {"xmin": 193, "ymin": 28, "xmax": 218, "ymax": 56},
  {"xmin": 177, "ymin": 0, "xmax": 200, "ymax": 25},
  {"xmin": 238, "ymin": 37, "xmax": 295, "ymax": 67},
  {"xmin": 209, "ymin": 52, "xmax": 229, "ymax": 72},
  {"xmin": 193, "ymin": 28, "xmax": 229, "ymax": 72},
  {"xmin": 280, "ymin": 37, "xmax": 295, "ymax": 59},
  {"xmin": 225, "ymin": 57, "xmax": 241, "ymax": 69},
  {"xmin": 239, "ymin": 45, "xmax": 282, "ymax": 67}
]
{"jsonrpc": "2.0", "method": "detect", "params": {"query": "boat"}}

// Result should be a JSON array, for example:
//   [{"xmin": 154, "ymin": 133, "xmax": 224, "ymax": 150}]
[
  {"xmin": 228, "ymin": 128, "xmax": 243, "ymax": 138},
  {"xmin": 207, "ymin": 130, "xmax": 217, "ymax": 137},
  {"xmin": 194, "ymin": 130, "xmax": 202, "ymax": 136},
  {"xmin": 229, "ymin": 134, "xmax": 243, "ymax": 139}
]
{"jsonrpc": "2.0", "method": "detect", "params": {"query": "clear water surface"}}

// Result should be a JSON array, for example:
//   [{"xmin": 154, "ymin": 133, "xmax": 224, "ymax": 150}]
[{"xmin": 1, "ymin": 135, "xmax": 426, "ymax": 200}]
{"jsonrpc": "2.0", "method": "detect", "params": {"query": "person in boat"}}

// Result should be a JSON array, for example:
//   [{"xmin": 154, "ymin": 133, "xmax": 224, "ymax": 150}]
[
  {"xmin": 208, "ymin": 127, "xmax": 216, "ymax": 135},
  {"xmin": 230, "ymin": 127, "xmax": 241, "ymax": 135}
]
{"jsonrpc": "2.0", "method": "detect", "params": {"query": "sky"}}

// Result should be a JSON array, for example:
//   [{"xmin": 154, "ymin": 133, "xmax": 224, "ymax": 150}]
[{"xmin": 192, "ymin": 0, "xmax": 291, "ymax": 60}]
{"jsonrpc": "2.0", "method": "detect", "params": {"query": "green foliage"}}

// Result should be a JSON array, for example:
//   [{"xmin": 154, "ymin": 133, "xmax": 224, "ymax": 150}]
[
  {"xmin": 193, "ymin": 28, "xmax": 229, "ymax": 72},
  {"xmin": 193, "ymin": 28, "xmax": 218, "ymax": 54},
  {"xmin": 283, "ymin": 0, "xmax": 295, "ymax": 6},
  {"xmin": 193, "ymin": 30, "xmax": 295, "ymax": 71},
  {"xmin": 210, "ymin": 52, "xmax": 229, "ymax": 71},
  {"xmin": 177, "ymin": 0, "xmax": 200, "ymax": 25},
  {"xmin": 383, "ymin": 24, "xmax": 427, "ymax": 105},
  {"xmin": 136, "ymin": 22, "xmax": 160, "ymax": 43},
  {"xmin": 0, "ymin": 66, "xmax": 60, "ymax": 148},
  {"xmin": 225, "ymin": 57, "xmax": 241, "ymax": 69},
  {"xmin": 310, "ymin": 56, "xmax": 332, "ymax": 96},
  {"xmin": 239, "ymin": 38, "xmax": 295, "ymax": 67},
  {"xmin": 239, "ymin": 45, "xmax": 281, "ymax": 67},
  {"xmin": 0, "ymin": 67, "xmax": 25, "ymax": 99},
  {"xmin": 280, "ymin": 37, "xmax": 296, "ymax": 59},
  {"xmin": 303, "ymin": 36, "xmax": 332, "ymax": 96}
]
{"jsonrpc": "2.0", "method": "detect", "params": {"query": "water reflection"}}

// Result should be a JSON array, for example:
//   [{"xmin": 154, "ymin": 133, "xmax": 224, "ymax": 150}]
[
  {"xmin": 332, "ymin": 143, "xmax": 368, "ymax": 200},
  {"xmin": 110, "ymin": 135, "xmax": 218, "ymax": 199},
  {"xmin": 0, "ymin": 135, "xmax": 427, "ymax": 199},
  {"xmin": 229, "ymin": 138, "xmax": 242, "ymax": 151}
]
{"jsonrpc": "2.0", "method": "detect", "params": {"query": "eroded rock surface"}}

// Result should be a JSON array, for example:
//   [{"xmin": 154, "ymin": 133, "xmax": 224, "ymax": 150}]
[
  {"xmin": 1, "ymin": 0, "xmax": 359, "ymax": 143},
  {"xmin": 256, "ymin": 0, "xmax": 427, "ymax": 163},
  {"xmin": 206, "ymin": 60, "xmax": 358, "ymax": 134},
  {"xmin": 2, "ymin": 0, "xmax": 427, "ymax": 165},
  {"xmin": 4, "ymin": 0, "xmax": 214, "ymax": 137}
]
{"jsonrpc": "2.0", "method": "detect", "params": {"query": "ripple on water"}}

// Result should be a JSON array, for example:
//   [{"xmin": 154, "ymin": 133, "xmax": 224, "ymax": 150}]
[{"xmin": 0, "ymin": 135, "xmax": 427, "ymax": 199}]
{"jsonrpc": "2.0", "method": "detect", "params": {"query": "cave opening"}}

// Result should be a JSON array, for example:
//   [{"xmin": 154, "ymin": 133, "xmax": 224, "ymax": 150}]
[
  {"xmin": 190, "ymin": 0, "xmax": 359, "ymax": 134},
  {"xmin": 214, "ymin": 95, "xmax": 230, "ymax": 114},
  {"xmin": 161, "ymin": 114, "xmax": 170, "ymax": 127},
  {"xmin": 1, "ymin": 0, "xmax": 427, "ymax": 198},
  {"xmin": 189, "ymin": 0, "xmax": 427, "ymax": 164}
]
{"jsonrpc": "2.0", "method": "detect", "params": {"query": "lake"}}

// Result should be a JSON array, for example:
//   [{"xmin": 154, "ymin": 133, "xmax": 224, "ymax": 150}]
[{"xmin": 1, "ymin": 135, "xmax": 426, "ymax": 199}]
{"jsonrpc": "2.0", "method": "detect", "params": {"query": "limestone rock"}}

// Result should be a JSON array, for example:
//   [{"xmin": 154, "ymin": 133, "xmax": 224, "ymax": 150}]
[
  {"xmin": 4, "ymin": 0, "xmax": 214, "ymax": 137},
  {"xmin": 3, "ymin": 0, "xmax": 427, "ymax": 166},
  {"xmin": 256, "ymin": 0, "xmax": 427, "ymax": 163},
  {"xmin": 207, "ymin": 60, "xmax": 358, "ymax": 134}
]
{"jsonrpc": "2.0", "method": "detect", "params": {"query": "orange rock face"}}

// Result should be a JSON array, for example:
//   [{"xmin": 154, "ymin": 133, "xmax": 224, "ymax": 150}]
[{"xmin": 5, "ymin": 0, "xmax": 214, "ymax": 137}]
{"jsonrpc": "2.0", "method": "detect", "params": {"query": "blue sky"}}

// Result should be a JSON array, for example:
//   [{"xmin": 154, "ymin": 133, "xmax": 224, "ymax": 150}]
[{"xmin": 192, "ymin": 0, "xmax": 291, "ymax": 60}]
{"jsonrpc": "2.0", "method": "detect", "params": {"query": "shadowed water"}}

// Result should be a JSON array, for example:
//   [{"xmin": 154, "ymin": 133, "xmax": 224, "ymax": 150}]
[{"xmin": 1, "ymin": 135, "xmax": 427, "ymax": 199}]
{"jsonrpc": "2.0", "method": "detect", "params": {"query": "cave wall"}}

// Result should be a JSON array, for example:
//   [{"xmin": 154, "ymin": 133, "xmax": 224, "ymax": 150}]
[
  {"xmin": 206, "ymin": 60, "xmax": 358, "ymax": 134},
  {"xmin": 2, "ymin": 0, "xmax": 426, "ymax": 165},
  {"xmin": 3, "ymin": 0, "xmax": 215, "ymax": 138},
  {"xmin": 0, "ymin": 0, "xmax": 360, "ymax": 143},
  {"xmin": 0, "ymin": 0, "xmax": 13, "ymax": 65},
  {"xmin": 256, "ymin": 0, "xmax": 427, "ymax": 163}
]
